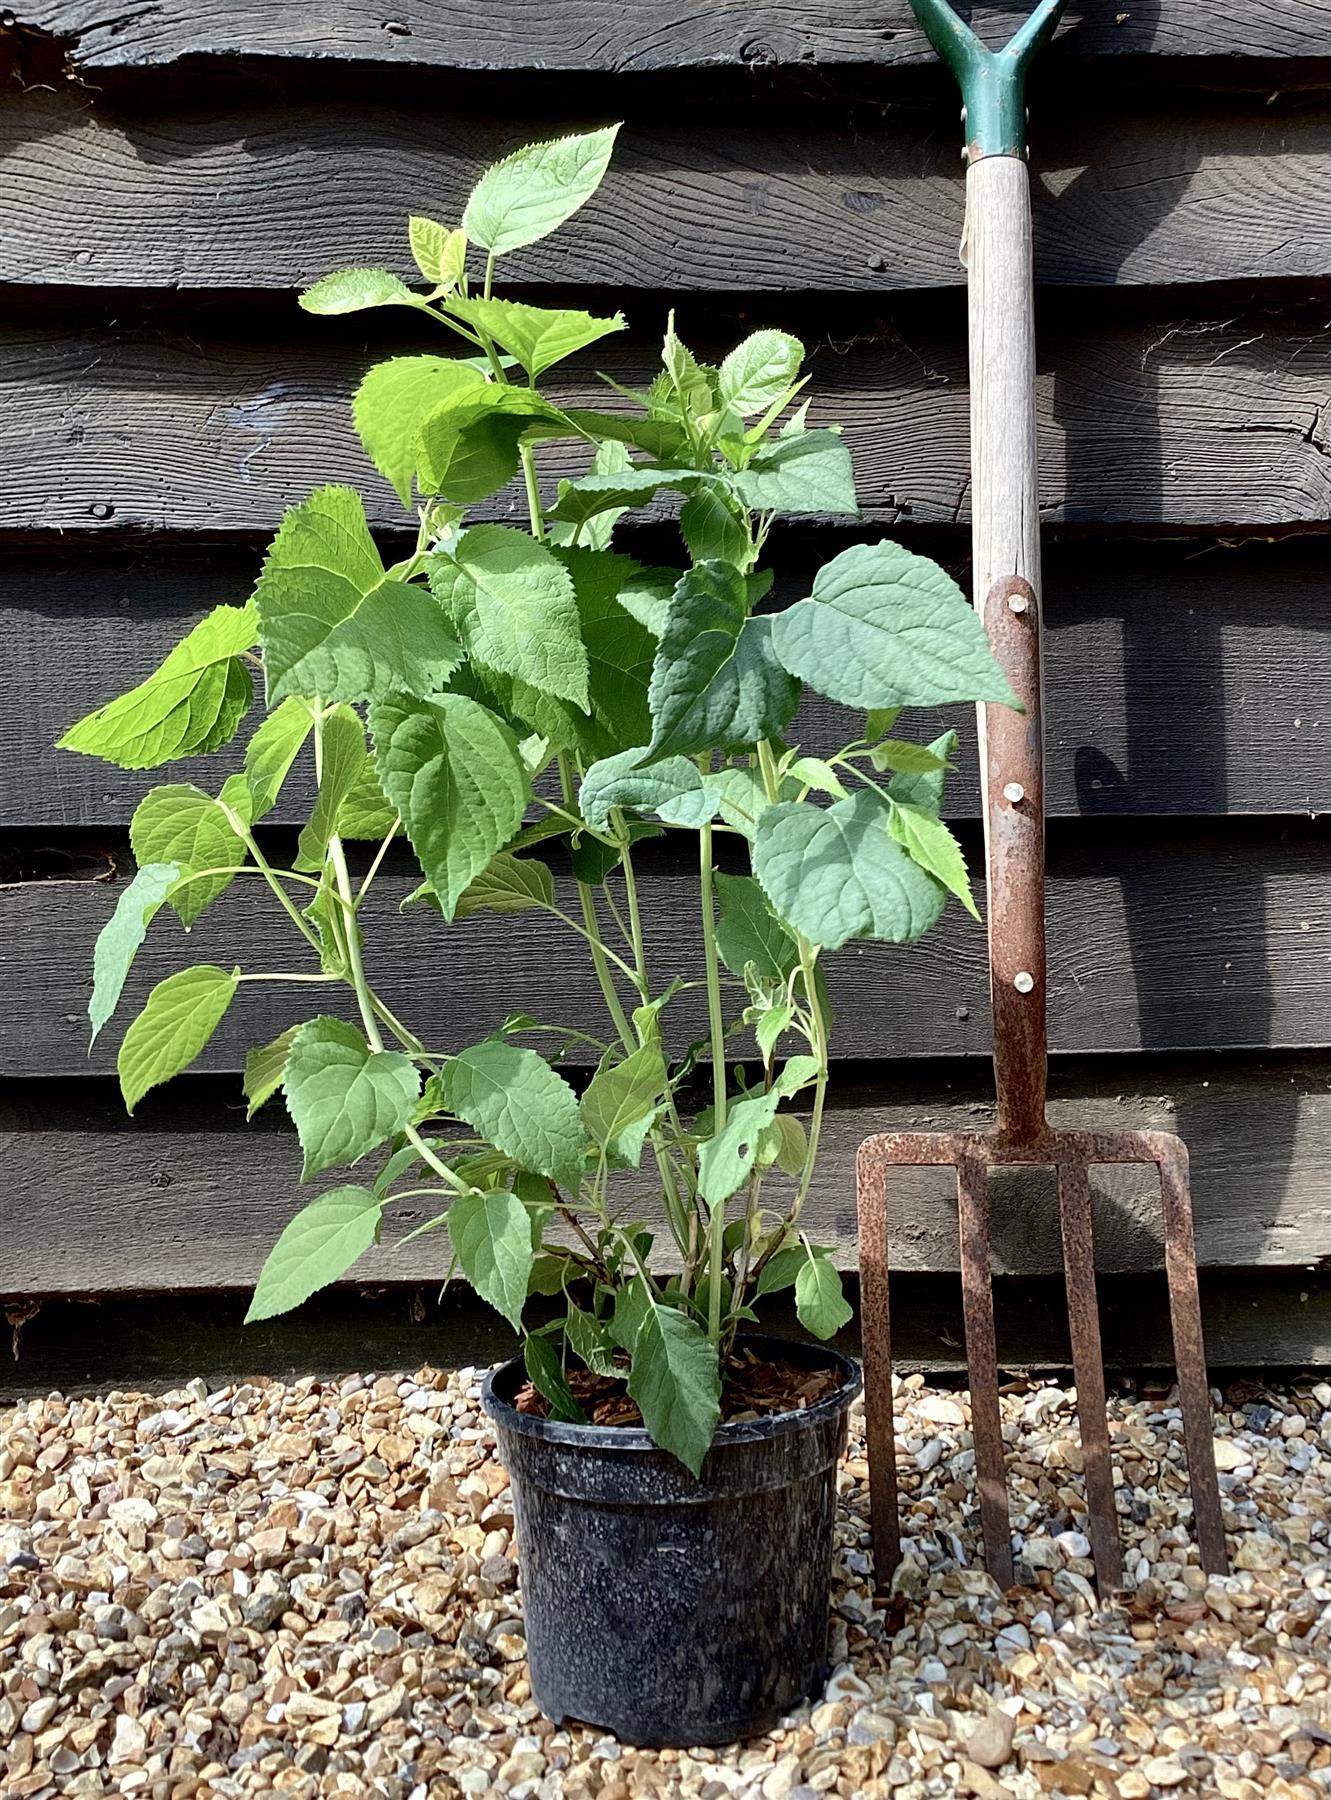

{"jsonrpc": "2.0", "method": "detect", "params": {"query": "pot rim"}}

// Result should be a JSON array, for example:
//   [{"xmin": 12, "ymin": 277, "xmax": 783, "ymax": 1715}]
[{"xmin": 481, "ymin": 1330, "xmax": 861, "ymax": 1454}]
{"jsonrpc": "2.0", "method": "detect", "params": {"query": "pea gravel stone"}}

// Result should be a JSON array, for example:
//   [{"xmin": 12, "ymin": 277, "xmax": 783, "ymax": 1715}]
[{"xmin": 0, "ymin": 1366, "xmax": 1327, "ymax": 1797}]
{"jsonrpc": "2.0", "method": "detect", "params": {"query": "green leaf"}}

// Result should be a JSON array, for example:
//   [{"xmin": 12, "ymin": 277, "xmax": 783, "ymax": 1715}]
[
  {"xmin": 433, "ymin": 525, "xmax": 589, "ymax": 709},
  {"xmin": 753, "ymin": 790, "xmax": 946, "ymax": 951},
  {"xmin": 695, "ymin": 1062, "xmax": 815, "ymax": 1208},
  {"xmin": 244, "ymin": 697, "xmax": 313, "ymax": 821},
  {"xmin": 697, "ymin": 1088, "xmax": 784, "ymax": 1206},
  {"xmin": 371, "ymin": 692, "xmax": 528, "ymax": 920},
  {"xmin": 661, "ymin": 315, "xmax": 715, "ymax": 417},
  {"xmin": 679, "ymin": 486, "xmax": 749, "ymax": 567},
  {"xmin": 408, "ymin": 216, "xmax": 467, "ymax": 289},
  {"xmin": 118, "ymin": 965, "xmax": 239, "ymax": 1112},
  {"xmin": 644, "ymin": 561, "xmax": 799, "ymax": 762},
  {"xmin": 353, "ymin": 355, "xmax": 487, "ymax": 509},
  {"xmin": 447, "ymin": 296, "xmax": 626, "ymax": 379},
  {"xmin": 731, "ymin": 429, "xmax": 858, "ymax": 517},
  {"xmin": 282, "ymin": 1017, "xmax": 421, "ymax": 1182},
  {"xmin": 246, "ymin": 1186, "xmax": 382, "ymax": 1322},
  {"xmin": 581, "ymin": 1044, "xmax": 667, "ymax": 1169},
  {"xmin": 795, "ymin": 1252, "xmax": 853, "ymax": 1339},
  {"xmin": 59, "ymin": 603, "xmax": 256, "ymax": 771},
  {"xmin": 130, "ymin": 783, "xmax": 249, "ymax": 926},
  {"xmin": 579, "ymin": 748, "xmax": 716, "ymax": 831},
  {"xmin": 299, "ymin": 268, "xmax": 419, "ymax": 315},
  {"xmin": 866, "ymin": 706, "xmax": 901, "ymax": 740},
  {"xmin": 769, "ymin": 1113, "xmax": 808, "ymax": 1178},
  {"xmin": 705, "ymin": 765, "xmax": 777, "ymax": 840},
  {"xmin": 529, "ymin": 1253, "xmax": 574, "ymax": 1296},
  {"xmin": 713, "ymin": 871, "xmax": 797, "ymax": 980},
  {"xmin": 753, "ymin": 1001, "xmax": 794, "ymax": 1068},
  {"xmin": 545, "ymin": 465, "xmax": 708, "ymax": 528},
  {"xmin": 566, "ymin": 1302, "xmax": 618, "ymax": 1377},
  {"xmin": 718, "ymin": 330, "xmax": 804, "ymax": 416},
  {"xmin": 257, "ymin": 486, "xmax": 463, "ymax": 704},
  {"xmin": 441, "ymin": 1039, "xmax": 584, "ymax": 1189},
  {"xmin": 627, "ymin": 1300, "xmax": 720, "ymax": 1476},
  {"xmin": 244, "ymin": 1024, "xmax": 299, "ymax": 1120},
  {"xmin": 788, "ymin": 754, "xmax": 849, "ymax": 799},
  {"xmin": 557, "ymin": 547, "xmax": 658, "ymax": 750},
  {"xmin": 770, "ymin": 541, "xmax": 1019, "ymax": 709},
  {"xmin": 337, "ymin": 761, "xmax": 399, "ymax": 839},
  {"xmin": 870, "ymin": 738, "xmax": 950, "ymax": 776},
  {"xmin": 447, "ymin": 1187, "xmax": 535, "ymax": 1332},
  {"xmin": 887, "ymin": 729, "xmax": 959, "ymax": 817},
  {"xmin": 550, "ymin": 438, "xmax": 631, "ymax": 552},
  {"xmin": 463, "ymin": 124, "xmax": 620, "ymax": 257},
  {"xmin": 454, "ymin": 852, "xmax": 555, "ymax": 917},
  {"xmin": 523, "ymin": 1336, "xmax": 587, "ymax": 1423},
  {"xmin": 888, "ymin": 800, "xmax": 979, "ymax": 920},
  {"xmin": 755, "ymin": 1243, "xmax": 804, "ymax": 1298},
  {"xmin": 417, "ymin": 385, "xmax": 568, "ymax": 505},
  {"xmin": 295, "ymin": 706, "xmax": 367, "ymax": 872},
  {"xmin": 88, "ymin": 861, "xmax": 181, "ymax": 1047}
]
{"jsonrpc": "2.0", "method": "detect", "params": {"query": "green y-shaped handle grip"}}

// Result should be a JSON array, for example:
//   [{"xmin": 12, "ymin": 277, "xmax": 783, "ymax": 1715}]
[{"xmin": 909, "ymin": 0, "xmax": 1067, "ymax": 159}]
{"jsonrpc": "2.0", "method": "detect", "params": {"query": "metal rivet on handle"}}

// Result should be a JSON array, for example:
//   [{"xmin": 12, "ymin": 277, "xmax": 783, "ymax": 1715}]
[
  {"xmin": 1014, "ymin": 971, "xmax": 1035, "ymax": 993},
  {"xmin": 1008, "ymin": 595, "xmax": 1028, "ymax": 614},
  {"xmin": 1003, "ymin": 782, "xmax": 1025, "ymax": 804}
]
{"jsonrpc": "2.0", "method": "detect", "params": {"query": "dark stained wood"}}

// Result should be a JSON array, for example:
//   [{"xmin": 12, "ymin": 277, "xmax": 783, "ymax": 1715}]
[
  {"xmin": 2, "ymin": 824, "xmax": 1326, "ymax": 1075},
  {"xmin": 6, "ymin": 536, "xmax": 1329, "ymax": 829},
  {"xmin": 2, "ymin": 312, "xmax": 1329, "ymax": 536},
  {"xmin": 14, "ymin": 0, "xmax": 1331, "ymax": 72},
  {"xmin": 2, "ymin": 1058, "xmax": 1325, "ymax": 1297},
  {"xmin": 2, "ymin": 90, "xmax": 1329, "ymax": 292}
]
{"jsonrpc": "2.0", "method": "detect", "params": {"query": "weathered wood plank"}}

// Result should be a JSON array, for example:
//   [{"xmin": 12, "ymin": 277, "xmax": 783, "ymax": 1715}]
[
  {"xmin": 2, "ymin": 1058, "xmax": 1324, "ymax": 1296},
  {"xmin": 2, "ymin": 825, "xmax": 1325, "ymax": 1074},
  {"xmin": 2, "ymin": 313, "xmax": 1328, "ymax": 535},
  {"xmin": 3, "ymin": 89, "xmax": 1329, "ymax": 291},
  {"xmin": 13, "ymin": 0, "xmax": 1330, "ymax": 72},
  {"xmin": 7, "ymin": 537, "xmax": 1328, "ymax": 827},
  {"xmin": 5, "ymin": 1270, "xmax": 1329, "ymax": 1396}
]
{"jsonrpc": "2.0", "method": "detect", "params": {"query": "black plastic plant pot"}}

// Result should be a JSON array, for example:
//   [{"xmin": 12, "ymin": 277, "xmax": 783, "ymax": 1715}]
[{"xmin": 481, "ymin": 1332, "xmax": 862, "ymax": 1748}]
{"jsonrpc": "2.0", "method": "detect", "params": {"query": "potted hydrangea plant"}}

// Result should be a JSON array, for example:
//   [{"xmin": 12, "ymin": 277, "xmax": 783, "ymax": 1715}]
[{"xmin": 60, "ymin": 126, "xmax": 1016, "ymax": 1745}]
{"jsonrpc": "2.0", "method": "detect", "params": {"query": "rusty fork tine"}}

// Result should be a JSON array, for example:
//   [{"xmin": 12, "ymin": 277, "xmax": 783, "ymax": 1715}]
[
  {"xmin": 857, "ymin": 1149, "xmax": 902, "ymax": 1587},
  {"xmin": 1155, "ymin": 1136, "xmax": 1229, "ymax": 1575},
  {"xmin": 957, "ymin": 1149, "xmax": 1013, "ymax": 1588},
  {"xmin": 1056, "ymin": 1158, "xmax": 1124, "ymax": 1592}
]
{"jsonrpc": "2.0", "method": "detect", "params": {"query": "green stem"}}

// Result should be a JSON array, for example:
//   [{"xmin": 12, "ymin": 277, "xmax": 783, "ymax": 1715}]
[
  {"xmin": 230, "ymin": 823, "xmax": 326, "ymax": 959},
  {"xmin": 699, "ymin": 818, "xmax": 729, "ymax": 1343},
  {"xmin": 698, "ymin": 823, "xmax": 727, "ymax": 1131},
  {"xmin": 236, "ymin": 972, "xmax": 339, "ymax": 985},
  {"xmin": 356, "ymin": 819, "xmax": 401, "ymax": 907},
  {"xmin": 520, "ymin": 444, "xmax": 545, "ymax": 541},
  {"xmin": 557, "ymin": 756, "xmax": 636, "ymax": 1050}
]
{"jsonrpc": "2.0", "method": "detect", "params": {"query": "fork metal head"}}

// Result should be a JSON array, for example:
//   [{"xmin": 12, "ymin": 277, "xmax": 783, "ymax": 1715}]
[{"xmin": 856, "ymin": 1127, "xmax": 1229, "ymax": 1594}]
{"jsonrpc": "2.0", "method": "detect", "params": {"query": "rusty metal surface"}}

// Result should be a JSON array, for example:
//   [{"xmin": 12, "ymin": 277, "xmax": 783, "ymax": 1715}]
[
  {"xmin": 856, "ymin": 570, "xmax": 1229, "ymax": 1594},
  {"xmin": 957, "ymin": 1147, "xmax": 1014, "ymax": 1588},
  {"xmin": 856, "ymin": 1140, "xmax": 901, "ymax": 1583}
]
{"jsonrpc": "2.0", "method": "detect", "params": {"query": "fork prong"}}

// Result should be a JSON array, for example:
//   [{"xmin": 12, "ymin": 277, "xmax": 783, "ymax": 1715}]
[
  {"xmin": 1156, "ymin": 1136, "xmax": 1229, "ymax": 1575},
  {"xmin": 857, "ymin": 1148, "xmax": 902, "ymax": 1590},
  {"xmin": 1056, "ymin": 1158, "xmax": 1124, "ymax": 1592},
  {"xmin": 956, "ymin": 1150, "xmax": 1013, "ymax": 1588}
]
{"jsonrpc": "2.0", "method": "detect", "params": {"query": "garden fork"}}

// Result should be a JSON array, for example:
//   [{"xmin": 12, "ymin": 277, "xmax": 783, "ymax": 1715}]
[{"xmin": 856, "ymin": 0, "xmax": 1228, "ymax": 1593}]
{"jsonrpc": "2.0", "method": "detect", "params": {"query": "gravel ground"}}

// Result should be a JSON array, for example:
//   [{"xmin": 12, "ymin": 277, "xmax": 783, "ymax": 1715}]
[{"xmin": 1, "ymin": 1364, "xmax": 1328, "ymax": 1800}]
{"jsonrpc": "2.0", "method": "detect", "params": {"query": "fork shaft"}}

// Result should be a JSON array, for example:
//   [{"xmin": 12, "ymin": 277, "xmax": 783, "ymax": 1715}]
[{"xmin": 968, "ymin": 158, "xmax": 1050, "ymax": 1148}]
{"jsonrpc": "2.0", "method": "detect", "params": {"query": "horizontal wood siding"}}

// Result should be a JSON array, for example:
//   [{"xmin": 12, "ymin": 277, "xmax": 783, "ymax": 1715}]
[
  {"xmin": 3, "ymin": 91, "xmax": 1330, "ymax": 291},
  {"xmin": 13, "ymin": 1, "xmax": 1331, "ymax": 70},
  {"xmin": 0, "ymin": 9, "xmax": 1326, "ymax": 1359},
  {"xmin": 7, "ymin": 824, "xmax": 1326, "ymax": 1074},
  {"xmin": 5, "ymin": 313, "xmax": 1330, "ymax": 534},
  {"xmin": 9, "ymin": 538, "xmax": 1327, "ymax": 826},
  {"xmin": 2, "ymin": 1059, "xmax": 1326, "ymax": 1297}
]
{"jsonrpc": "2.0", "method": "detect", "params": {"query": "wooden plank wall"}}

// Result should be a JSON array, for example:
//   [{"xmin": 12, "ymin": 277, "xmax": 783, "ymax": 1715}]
[{"xmin": 0, "ymin": 2, "xmax": 1327, "ymax": 1366}]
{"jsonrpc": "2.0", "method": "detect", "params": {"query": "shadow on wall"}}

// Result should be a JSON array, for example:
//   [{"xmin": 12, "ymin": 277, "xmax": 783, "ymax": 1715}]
[{"xmin": 1040, "ymin": 3, "xmax": 1320, "ymax": 1281}]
